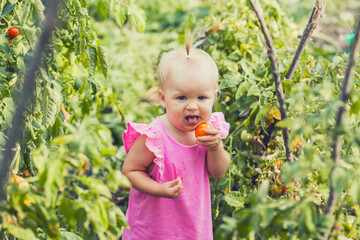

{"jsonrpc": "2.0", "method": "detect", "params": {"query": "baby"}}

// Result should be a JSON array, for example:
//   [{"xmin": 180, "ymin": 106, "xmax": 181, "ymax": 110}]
[{"xmin": 122, "ymin": 37, "xmax": 230, "ymax": 239}]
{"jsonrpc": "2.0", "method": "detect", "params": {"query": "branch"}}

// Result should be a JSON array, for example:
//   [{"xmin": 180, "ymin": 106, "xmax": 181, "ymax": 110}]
[
  {"xmin": 262, "ymin": 1, "xmax": 325, "ymax": 151},
  {"xmin": 0, "ymin": 0, "xmax": 60, "ymax": 201},
  {"xmin": 248, "ymin": 0, "xmax": 293, "ymax": 162},
  {"xmin": 322, "ymin": 16, "xmax": 360, "ymax": 240},
  {"xmin": 286, "ymin": 0, "xmax": 325, "ymax": 80}
]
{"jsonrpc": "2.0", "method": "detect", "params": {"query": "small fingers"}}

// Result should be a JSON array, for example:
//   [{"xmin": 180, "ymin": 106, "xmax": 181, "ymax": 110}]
[
  {"xmin": 164, "ymin": 177, "xmax": 183, "ymax": 199},
  {"xmin": 168, "ymin": 177, "xmax": 181, "ymax": 187}
]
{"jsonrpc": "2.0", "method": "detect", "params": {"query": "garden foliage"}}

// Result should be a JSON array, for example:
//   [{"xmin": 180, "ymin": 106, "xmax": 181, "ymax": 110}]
[{"xmin": 0, "ymin": 0, "xmax": 360, "ymax": 239}]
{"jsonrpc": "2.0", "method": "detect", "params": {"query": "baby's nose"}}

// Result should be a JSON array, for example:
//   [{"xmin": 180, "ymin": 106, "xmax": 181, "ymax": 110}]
[{"xmin": 186, "ymin": 101, "xmax": 198, "ymax": 110}]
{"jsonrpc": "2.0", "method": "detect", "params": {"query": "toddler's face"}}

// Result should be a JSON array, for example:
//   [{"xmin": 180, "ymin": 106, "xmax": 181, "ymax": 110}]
[{"xmin": 159, "ymin": 64, "xmax": 217, "ymax": 133}]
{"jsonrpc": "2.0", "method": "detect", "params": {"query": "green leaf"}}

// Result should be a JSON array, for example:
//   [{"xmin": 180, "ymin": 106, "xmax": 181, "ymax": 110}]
[
  {"xmin": 128, "ymin": 4, "xmax": 146, "ymax": 33},
  {"xmin": 1, "ymin": 97, "xmax": 15, "ymax": 123},
  {"xmin": 276, "ymin": 118, "xmax": 295, "ymax": 128},
  {"xmin": 304, "ymin": 205, "xmax": 315, "ymax": 233},
  {"xmin": 331, "ymin": 166, "xmax": 349, "ymax": 194},
  {"xmin": 96, "ymin": 0, "xmax": 109, "ymax": 19},
  {"xmin": 92, "ymin": 198, "xmax": 109, "ymax": 231},
  {"xmin": 330, "ymin": 56, "xmax": 342, "ymax": 69},
  {"xmin": 350, "ymin": 99, "xmax": 360, "ymax": 115},
  {"xmin": 20, "ymin": 1, "xmax": 31, "ymax": 25},
  {"xmin": 349, "ymin": 180, "xmax": 360, "ymax": 204},
  {"xmin": 219, "ymin": 71, "xmax": 241, "ymax": 89},
  {"xmin": 80, "ymin": 176, "xmax": 111, "ymax": 198},
  {"xmin": 224, "ymin": 191, "xmax": 245, "ymax": 208},
  {"xmin": 97, "ymin": 45, "xmax": 108, "ymax": 79},
  {"xmin": 240, "ymin": 59, "xmax": 253, "ymax": 76},
  {"xmin": 107, "ymin": 169, "xmax": 131, "ymax": 191},
  {"xmin": 88, "ymin": 77, "xmax": 98, "ymax": 94},
  {"xmin": 60, "ymin": 231, "xmax": 83, "ymax": 240},
  {"xmin": 17, "ymin": 56, "xmax": 26, "ymax": 74},
  {"xmin": 114, "ymin": 205, "xmax": 129, "ymax": 228},
  {"xmin": 88, "ymin": 46, "xmax": 97, "ymax": 77},
  {"xmin": 247, "ymin": 84, "xmax": 260, "ymax": 96},
  {"xmin": 235, "ymin": 81, "xmax": 251, "ymax": 99},
  {"xmin": 5, "ymin": 226, "xmax": 38, "ymax": 240},
  {"xmin": 317, "ymin": 214, "xmax": 335, "ymax": 233},
  {"xmin": 59, "ymin": 197, "xmax": 78, "ymax": 229},
  {"xmin": 30, "ymin": 0, "xmax": 45, "ymax": 26},
  {"xmin": 1, "ymin": 2, "xmax": 16, "ymax": 16},
  {"xmin": 74, "ymin": 77, "xmax": 84, "ymax": 91},
  {"xmin": 254, "ymin": 103, "xmax": 271, "ymax": 125},
  {"xmin": 0, "ymin": 37, "xmax": 12, "ymax": 58},
  {"xmin": 115, "ymin": 4, "xmax": 127, "ymax": 26},
  {"xmin": 40, "ymin": 79, "xmax": 62, "ymax": 128},
  {"xmin": 257, "ymin": 179, "xmax": 269, "ymax": 202}
]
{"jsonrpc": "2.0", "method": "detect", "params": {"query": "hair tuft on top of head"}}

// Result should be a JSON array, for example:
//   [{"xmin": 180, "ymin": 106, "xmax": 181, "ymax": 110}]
[{"xmin": 185, "ymin": 28, "xmax": 192, "ymax": 59}]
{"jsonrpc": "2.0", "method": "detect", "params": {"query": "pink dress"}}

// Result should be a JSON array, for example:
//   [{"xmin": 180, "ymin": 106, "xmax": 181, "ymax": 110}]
[{"xmin": 122, "ymin": 112, "xmax": 230, "ymax": 240}]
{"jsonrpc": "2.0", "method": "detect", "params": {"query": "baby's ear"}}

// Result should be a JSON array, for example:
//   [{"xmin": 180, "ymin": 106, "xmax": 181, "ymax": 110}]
[
  {"xmin": 214, "ymin": 88, "xmax": 220, "ymax": 98},
  {"xmin": 158, "ymin": 89, "xmax": 167, "ymax": 108}
]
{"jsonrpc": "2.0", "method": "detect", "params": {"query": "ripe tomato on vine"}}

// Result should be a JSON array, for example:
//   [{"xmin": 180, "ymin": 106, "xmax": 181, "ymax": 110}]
[
  {"xmin": 7, "ymin": 27, "xmax": 19, "ymax": 40},
  {"xmin": 22, "ymin": 171, "xmax": 30, "ymax": 178}
]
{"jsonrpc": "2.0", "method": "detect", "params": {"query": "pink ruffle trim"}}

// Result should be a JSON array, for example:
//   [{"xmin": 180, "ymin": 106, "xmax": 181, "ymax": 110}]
[
  {"xmin": 123, "ymin": 123, "xmax": 165, "ymax": 179},
  {"xmin": 208, "ymin": 112, "xmax": 230, "ymax": 139}
]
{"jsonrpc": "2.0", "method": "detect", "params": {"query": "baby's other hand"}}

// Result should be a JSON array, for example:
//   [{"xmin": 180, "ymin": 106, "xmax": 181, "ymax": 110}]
[
  {"xmin": 196, "ymin": 128, "xmax": 221, "ymax": 151},
  {"xmin": 159, "ymin": 177, "xmax": 183, "ymax": 199}
]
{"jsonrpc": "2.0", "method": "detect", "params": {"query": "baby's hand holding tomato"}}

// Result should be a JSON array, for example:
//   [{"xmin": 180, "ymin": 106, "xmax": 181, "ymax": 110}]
[{"xmin": 195, "ymin": 123, "xmax": 221, "ymax": 151}]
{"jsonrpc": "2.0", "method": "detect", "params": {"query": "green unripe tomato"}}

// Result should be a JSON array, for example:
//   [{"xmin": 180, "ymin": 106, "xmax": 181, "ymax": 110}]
[{"xmin": 241, "ymin": 130, "xmax": 252, "ymax": 142}]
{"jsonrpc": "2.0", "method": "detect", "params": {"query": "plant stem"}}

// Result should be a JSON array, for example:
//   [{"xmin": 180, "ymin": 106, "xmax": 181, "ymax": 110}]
[
  {"xmin": 286, "ymin": 0, "xmax": 325, "ymax": 80},
  {"xmin": 0, "ymin": 0, "xmax": 60, "ymax": 201},
  {"xmin": 322, "ymin": 16, "xmax": 360, "ymax": 240},
  {"xmin": 248, "ymin": 0, "xmax": 293, "ymax": 162}
]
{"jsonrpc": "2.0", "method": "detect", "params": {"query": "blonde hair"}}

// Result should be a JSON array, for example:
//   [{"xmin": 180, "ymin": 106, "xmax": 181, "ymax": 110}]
[{"xmin": 157, "ymin": 29, "xmax": 219, "ymax": 90}]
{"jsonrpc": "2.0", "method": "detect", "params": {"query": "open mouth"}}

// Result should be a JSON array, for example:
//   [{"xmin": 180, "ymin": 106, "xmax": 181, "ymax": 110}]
[{"xmin": 185, "ymin": 116, "xmax": 199, "ymax": 126}]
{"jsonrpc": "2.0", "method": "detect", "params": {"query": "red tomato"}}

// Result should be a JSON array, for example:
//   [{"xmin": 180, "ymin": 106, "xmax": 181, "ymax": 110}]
[
  {"xmin": 22, "ymin": 171, "xmax": 30, "ymax": 178},
  {"xmin": 282, "ymin": 185, "xmax": 289, "ymax": 193},
  {"xmin": 195, "ymin": 123, "xmax": 212, "ymax": 137},
  {"xmin": 7, "ymin": 27, "xmax": 19, "ymax": 40}
]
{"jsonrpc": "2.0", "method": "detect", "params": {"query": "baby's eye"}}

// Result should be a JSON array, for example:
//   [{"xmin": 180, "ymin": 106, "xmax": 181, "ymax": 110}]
[
  {"xmin": 177, "ymin": 96, "xmax": 186, "ymax": 100},
  {"xmin": 198, "ymin": 96, "xmax": 206, "ymax": 100}
]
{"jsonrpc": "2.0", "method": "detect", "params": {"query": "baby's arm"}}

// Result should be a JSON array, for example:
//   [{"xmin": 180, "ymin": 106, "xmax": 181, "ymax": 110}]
[
  {"xmin": 122, "ymin": 135, "xmax": 183, "ymax": 199},
  {"xmin": 196, "ymin": 129, "xmax": 229, "ymax": 179}
]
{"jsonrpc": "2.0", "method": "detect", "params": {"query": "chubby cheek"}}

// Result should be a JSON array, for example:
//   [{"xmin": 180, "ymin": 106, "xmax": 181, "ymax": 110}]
[
  {"xmin": 167, "ymin": 108, "xmax": 184, "ymax": 124},
  {"xmin": 201, "ymin": 103, "xmax": 214, "ymax": 120}
]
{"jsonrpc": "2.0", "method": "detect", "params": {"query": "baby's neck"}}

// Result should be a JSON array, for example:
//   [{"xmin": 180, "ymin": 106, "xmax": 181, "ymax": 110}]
[{"xmin": 160, "ymin": 115, "xmax": 196, "ymax": 146}]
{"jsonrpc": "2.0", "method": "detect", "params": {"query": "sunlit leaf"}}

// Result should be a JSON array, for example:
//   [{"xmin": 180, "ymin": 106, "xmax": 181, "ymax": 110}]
[
  {"xmin": 115, "ymin": 4, "xmax": 127, "ymax": 27},
  {"xmin": 128, "ymin": 4, "xmax": 146, "ymax": 33},
  {"xmin": 97, "ymin": 45, "xmax": 108, "ymax": 79},
  {"xmin": 224, "ymin": 191, "xmax": 245, "ymax": 208},
  {"xmin": 96, "ymin": 0, "xmax": 109, "ymax": 19}
]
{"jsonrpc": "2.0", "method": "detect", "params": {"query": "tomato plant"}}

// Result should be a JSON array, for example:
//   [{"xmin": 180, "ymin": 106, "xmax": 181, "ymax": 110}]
[
  {"xmin": 0, "ymin": 0, "xmax": 146, "ymax": 239},
  {"xmin": 1, "ymin": 0, "xmax": 359, "ymax": 239}
]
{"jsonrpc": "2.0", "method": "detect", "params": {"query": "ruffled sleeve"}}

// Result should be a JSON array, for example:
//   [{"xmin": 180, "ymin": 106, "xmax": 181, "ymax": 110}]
[
  {"xmin": 208, "ymin": 112, "xmax": 230, "ymax": 139},
  {"xmin": 123, "ymin": 123, "xmax": 164, "ymax": 179}
]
